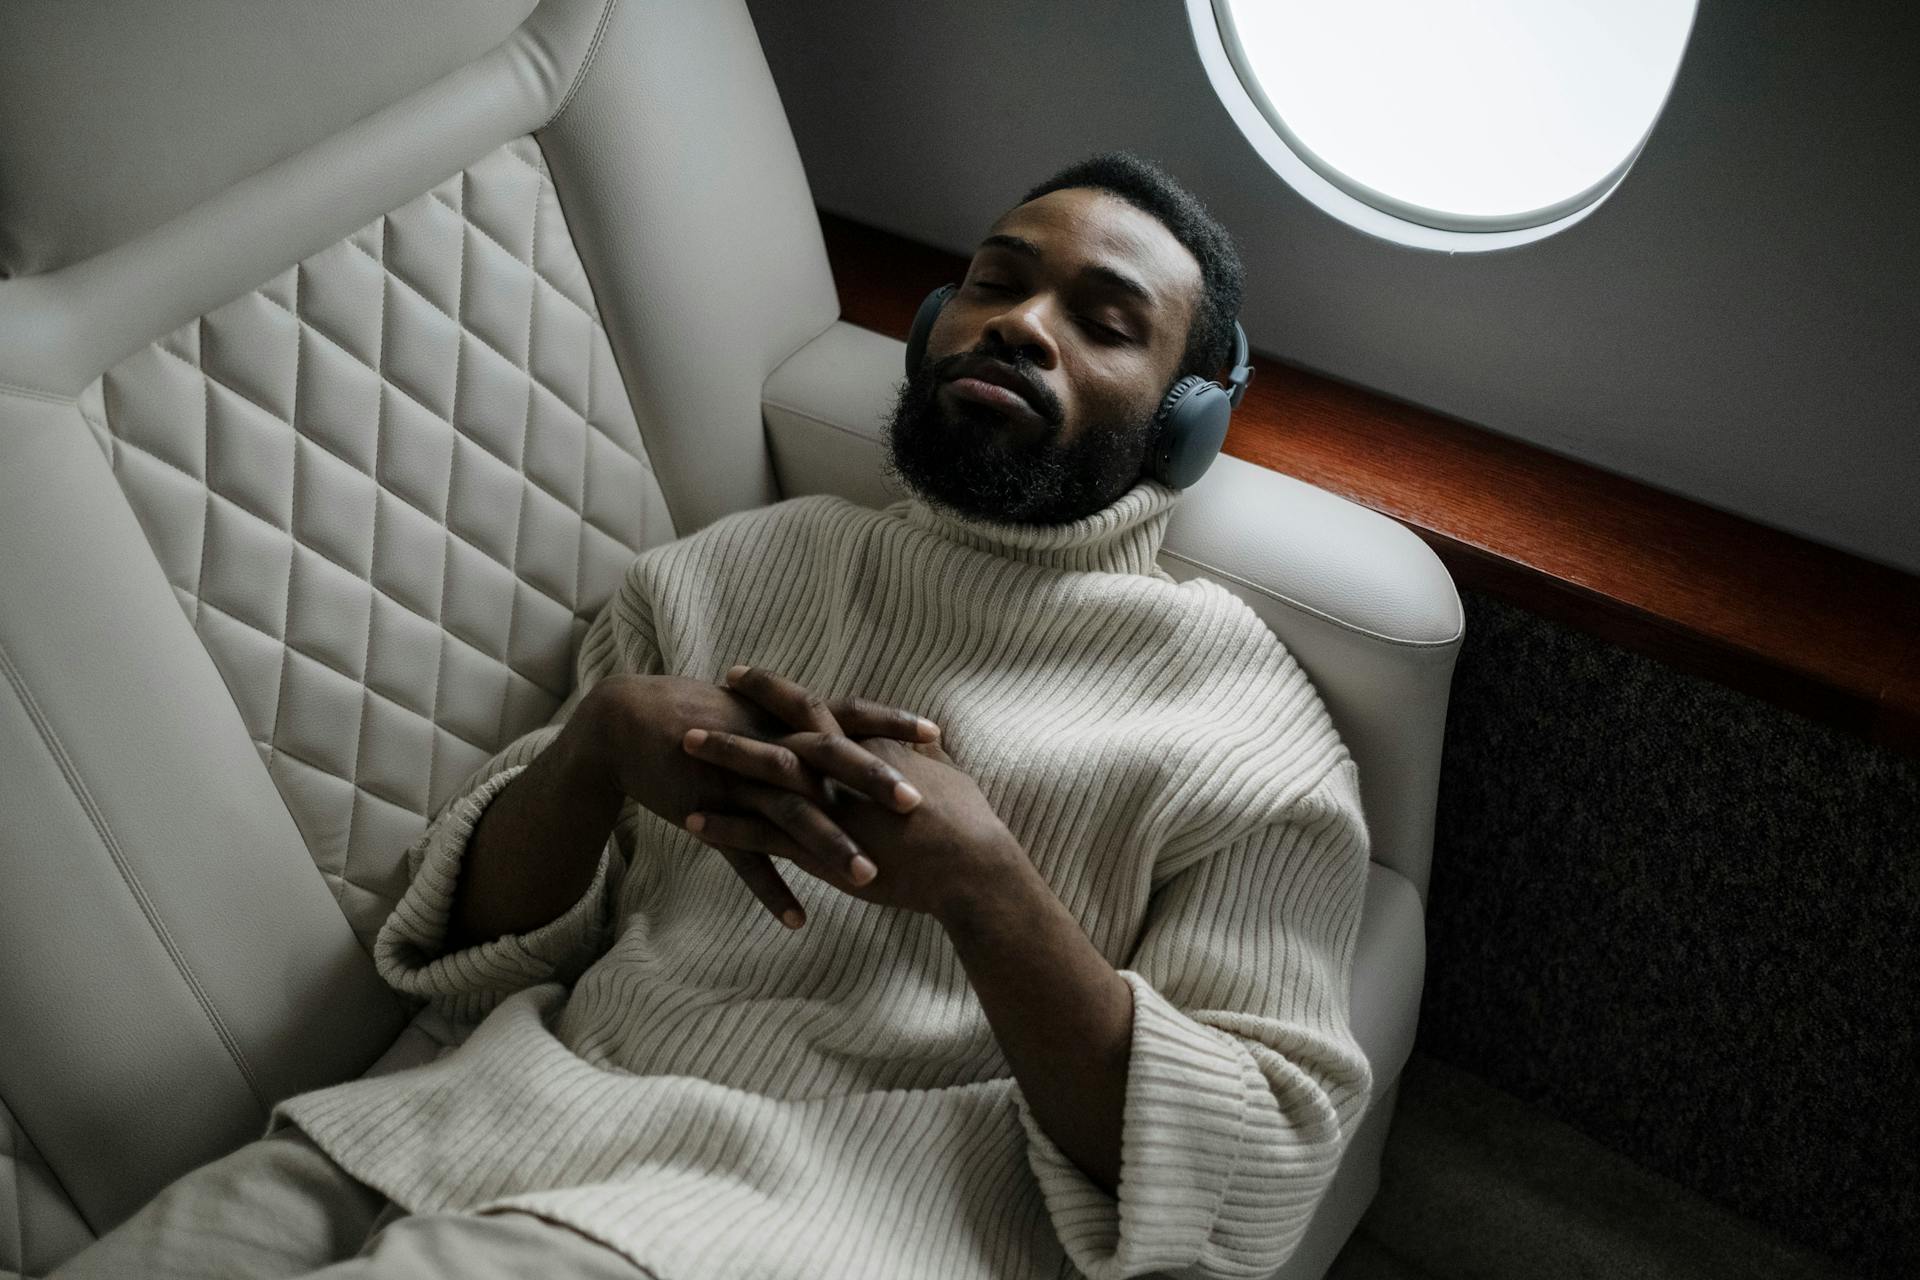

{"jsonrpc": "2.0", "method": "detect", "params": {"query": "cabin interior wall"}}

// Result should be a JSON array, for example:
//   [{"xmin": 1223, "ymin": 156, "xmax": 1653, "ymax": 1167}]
[
  {"xmin": 743, "ymin": 3, "xmax": 1920, "ymax": 1274},
  {"xmin": 744, "ymin": 0, "xmax": 1920, "ymax": 580}
]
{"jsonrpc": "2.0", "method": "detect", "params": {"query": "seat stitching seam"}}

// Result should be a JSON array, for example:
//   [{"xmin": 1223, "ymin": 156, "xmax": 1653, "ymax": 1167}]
[
  {"xmin": 495, "ymin": 144, "xmax": 599, "ymax": 314},
  {"xmin": 321, "ymin": 864, "xmax": 415, "ymax": 902},
  {"xmin": 198, "ymin": 591, "xmax": 533, "ymax": 757},
  {"xmin": 79, "ymin": 385, "xmax": 116, "ymax": 470},
  {"xmin": 503, "ymin": 142, "xmax": 546, "ymax": 180},
  {"xmin": 490, "ymin": 153, "xmax": 653, "ymax": 477},
  {"xmin": 533, "ymin": 174, "xmax": 590, "ymax": 619},
  {"xmin": 246, "ymin": 289, "xmax": 646, "ymax": 550},
  {"xmin": 496, "ymin": 148, "xmax": 607, "ymax": 334},
  {"xmin": 338, "ymin": 218, "xmax": 395, "ymax": 902},
  {"xmin": 249, "ymin": 732, "xmax": 427, "ymax": 817},
  {"xmin": 98, "ymin": 435, "xmax": 566, "ymax": 699},
  {"xmin": 342, "ymin": 237, "xmax": 592, "ymax": 421},
  {"xmin": 253, "ymin": 275, "xmax": 652, "ymax": 481},
  {"xmin": 0, "ymin": 639, "xmax": 267, "ymax": 1108},
  {"xmin": 543, "ymin": 0, "xmax": 621, "ymax": 129},
  {"xmin": 576, "ymin": 299, "xmax": 591, "ymax": 611},
  {"xmin": 194, "ymin": 329, "xmax": 211, "ymax": 633},
  {"xmin": 425, "ymin": 201, "xmax": 457, "ymax": 826},
  {"xmin": 142, "ymin": 341, "xmax": 606, "ymax": 624},
  {"xmin": 425, "ymin": 188, "xmax": 600, "ymax": 327},
  {"xmin": 497, "ymin": 168, "xmax": 535, "ymax": 751},
  {"xmin": 0, "ymin": 377, "xmax": 68, "ymax": 405},
  {"xmin": 338, "ymin": 192, "xmax": 650, "ymax": 490},
  {"xmin": 267, "ymin": 264, "xmax": 303, "ymax": 773},
  {"xmin": 762, "ymin": 398, "xmax": 896, "ymax": 446}
]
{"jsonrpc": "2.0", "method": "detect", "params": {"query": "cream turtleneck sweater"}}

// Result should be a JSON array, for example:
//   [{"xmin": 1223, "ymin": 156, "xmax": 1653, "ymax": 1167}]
[{"xmin": 271, "ymin": 478, "xmax": 1374, "ymax": 1280}]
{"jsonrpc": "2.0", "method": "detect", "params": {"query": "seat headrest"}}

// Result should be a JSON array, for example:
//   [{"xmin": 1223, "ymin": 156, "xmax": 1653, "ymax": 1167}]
[{"xmin": 0, "ymin": 0, "xmax": 538, "ymax": 278}]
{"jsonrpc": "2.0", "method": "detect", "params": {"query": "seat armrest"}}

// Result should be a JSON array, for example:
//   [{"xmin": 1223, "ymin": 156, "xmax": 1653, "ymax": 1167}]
[
  {"xmin": 762, "ymin": 320, "xmax": 907, "ymax": 509},
  {"xmin": 1161, "ymin": 456, "xmax": 1462, "ymax": 904}
]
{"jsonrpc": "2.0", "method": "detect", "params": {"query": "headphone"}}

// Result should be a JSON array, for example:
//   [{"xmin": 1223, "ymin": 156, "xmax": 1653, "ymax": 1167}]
[{"xmin": 904, "ymin": 283, "xmax": 1254, "ymax": 489}]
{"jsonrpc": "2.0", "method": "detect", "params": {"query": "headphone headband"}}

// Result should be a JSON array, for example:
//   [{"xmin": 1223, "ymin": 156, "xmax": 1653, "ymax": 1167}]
[{"xmin": 1224, "ymin": 322, "xmax": 1251, "ymax": 409}]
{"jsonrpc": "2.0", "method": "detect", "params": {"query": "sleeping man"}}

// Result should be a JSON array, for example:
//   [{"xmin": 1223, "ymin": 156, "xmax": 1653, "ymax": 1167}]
[{"xmin": 58, "ymin": 152, "xmax": 1374, "ymax": 1280}]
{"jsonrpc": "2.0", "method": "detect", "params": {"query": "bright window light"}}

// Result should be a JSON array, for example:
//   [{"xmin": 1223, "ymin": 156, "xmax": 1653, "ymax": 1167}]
[{"xmin": 1211, "ymin": 0, "xmax": 1697, "ymax": 234}]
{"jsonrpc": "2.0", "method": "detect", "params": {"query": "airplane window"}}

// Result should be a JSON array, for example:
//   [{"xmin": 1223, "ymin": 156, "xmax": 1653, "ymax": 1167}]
[{"xmin": 1200, "ymin": 0, "xmax": 1697, "ymax": 245}]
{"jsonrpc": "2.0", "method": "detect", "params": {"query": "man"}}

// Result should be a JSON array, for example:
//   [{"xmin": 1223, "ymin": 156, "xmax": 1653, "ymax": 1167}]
[{"xmin": 57, "ymin": 152, "xmax": 1373, "ymax": 1280}]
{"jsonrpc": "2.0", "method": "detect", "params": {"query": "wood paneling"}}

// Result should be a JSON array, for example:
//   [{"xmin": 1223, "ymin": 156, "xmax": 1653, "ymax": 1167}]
[{"xmin": 820, "ymin": 212, "xmax": 1920, "ymax": 757}]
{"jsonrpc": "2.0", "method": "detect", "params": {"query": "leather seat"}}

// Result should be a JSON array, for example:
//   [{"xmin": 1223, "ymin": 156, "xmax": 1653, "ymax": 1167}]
[{"xmin": 0, "ymin": 2, "xmax": 1463, "ymax": 1276}]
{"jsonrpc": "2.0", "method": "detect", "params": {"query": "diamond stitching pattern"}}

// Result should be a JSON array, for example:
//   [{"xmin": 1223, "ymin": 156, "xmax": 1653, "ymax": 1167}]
[{"xmin": 82, "ymin": 136, "xmax": 671, "ymax": 948}]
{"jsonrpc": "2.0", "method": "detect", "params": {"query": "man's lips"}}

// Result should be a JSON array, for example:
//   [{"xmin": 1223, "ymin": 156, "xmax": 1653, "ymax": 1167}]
[
  {"xmin": 936, "ymin": 355, "xmax": 1044, "ymax": 416},
  {"xmin": 945, "ymin": 376, "xmax": 1044, "ymax": 420}
]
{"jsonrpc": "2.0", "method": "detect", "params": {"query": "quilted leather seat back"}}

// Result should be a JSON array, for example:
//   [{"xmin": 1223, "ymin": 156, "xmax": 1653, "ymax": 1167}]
[
  {"xmin": 0, "ymin": 0, "xmax": 839, "ymax": 1268},
  {"xmin": 77, "ymin": 138, "xmax": 671, "ymax": 946}
]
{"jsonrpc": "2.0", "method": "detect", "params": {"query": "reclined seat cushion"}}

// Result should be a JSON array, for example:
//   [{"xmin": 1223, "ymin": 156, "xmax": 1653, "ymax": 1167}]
[{"xmin": 77, "ymin": 136, "xmax": 670, "ymax": 945}]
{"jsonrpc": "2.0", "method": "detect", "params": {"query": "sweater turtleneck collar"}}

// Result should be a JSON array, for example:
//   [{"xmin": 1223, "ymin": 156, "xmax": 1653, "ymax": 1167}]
[{"xmin": 885, "ymin": 478, "xmax": 1181, "ymax": 576}]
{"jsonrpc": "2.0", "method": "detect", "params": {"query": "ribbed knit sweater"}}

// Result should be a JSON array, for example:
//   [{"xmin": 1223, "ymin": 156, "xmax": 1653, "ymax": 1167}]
[{"xmin": 271, "ymin": 478, "xmax": 1375, "ymax": 1280}]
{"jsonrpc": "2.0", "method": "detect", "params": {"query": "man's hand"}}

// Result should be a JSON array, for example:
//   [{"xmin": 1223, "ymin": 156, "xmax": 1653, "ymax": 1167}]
[
  {"xmin": 677, "ymin": 665, "xmax": 1033, "ymax": 924},
  {"xmin": 579, "ymin": 673, "xmax": 940, "ymax": 926},
  {"xmin": 449, "ymin": 673, "xmax": 940, "ymax": 948}
]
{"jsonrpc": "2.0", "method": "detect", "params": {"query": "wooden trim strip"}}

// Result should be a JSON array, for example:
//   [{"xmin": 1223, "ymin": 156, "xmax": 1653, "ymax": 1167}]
[{"xmin": 819, "ymin": 212, "xmax": 1920, "ymax": 757}]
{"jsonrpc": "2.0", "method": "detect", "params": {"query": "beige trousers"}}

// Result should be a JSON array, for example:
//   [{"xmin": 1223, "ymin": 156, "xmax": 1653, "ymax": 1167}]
[{"xmin": 50, "ymin": 1126, "xmax": 651, "ymax": 1279}]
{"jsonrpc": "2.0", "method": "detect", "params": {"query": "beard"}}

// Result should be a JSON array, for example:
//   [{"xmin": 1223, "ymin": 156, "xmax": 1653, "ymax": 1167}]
[{"xmin": 881, "ymin": 346, "xmax": 1161, "ymax": 526}]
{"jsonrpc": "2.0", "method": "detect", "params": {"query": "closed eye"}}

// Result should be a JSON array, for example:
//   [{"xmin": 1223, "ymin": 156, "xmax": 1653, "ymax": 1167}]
[{"xmin": 971, "ymin": 280, "xmax": 1133, "ymax": 343}]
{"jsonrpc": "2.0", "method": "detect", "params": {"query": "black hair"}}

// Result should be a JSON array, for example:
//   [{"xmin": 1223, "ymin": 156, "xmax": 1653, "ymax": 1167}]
[{"xmin": 1019, "ymin": 151, "xmax": 1244, "ymax": 382}]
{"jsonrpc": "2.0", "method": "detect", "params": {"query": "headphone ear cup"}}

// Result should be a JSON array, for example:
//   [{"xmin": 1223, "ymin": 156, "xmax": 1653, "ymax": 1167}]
[
  {"xmin": 905, "ymin": 284, "xmax": 957, "ymax": 377},
  {"xmin": 1150, "ymin": 377, "xmax": 1232, "ymax": 489}
]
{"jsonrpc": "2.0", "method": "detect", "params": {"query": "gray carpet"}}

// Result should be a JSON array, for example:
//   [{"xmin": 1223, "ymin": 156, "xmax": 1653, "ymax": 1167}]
[{"xmin": 1328, "ymin": 1052, "xmax": 1855, "ymax": 1280}]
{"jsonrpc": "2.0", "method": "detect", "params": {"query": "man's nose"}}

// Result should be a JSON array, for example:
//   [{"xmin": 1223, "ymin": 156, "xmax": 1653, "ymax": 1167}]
[{"xmin": 983, "ymin": 298, "xmax": 1059, "ymax": 370}]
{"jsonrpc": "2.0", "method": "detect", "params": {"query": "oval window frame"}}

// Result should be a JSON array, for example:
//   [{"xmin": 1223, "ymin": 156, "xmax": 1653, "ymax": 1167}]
[{"xmin": 1191, "ymin": 0, "xmax": 1698, "ymax": 251}]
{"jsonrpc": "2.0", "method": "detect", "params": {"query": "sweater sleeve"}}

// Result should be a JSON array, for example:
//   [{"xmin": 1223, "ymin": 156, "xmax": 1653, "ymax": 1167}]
[
  {"xmin": 371, "ymin": 581, "xmax": 660, "ymax": 1028},
  {"xmin": 1015, "ymin": 756, "xmax": 1376, "ymax": 1279}
]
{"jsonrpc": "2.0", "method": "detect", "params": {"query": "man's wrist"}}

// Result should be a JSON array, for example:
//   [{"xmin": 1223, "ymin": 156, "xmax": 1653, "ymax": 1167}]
[
  {"xmin": 934, "ymin": 835, "xmax": 1053, "ymax": 941},
  {"xmin": 448, "ymin": 682, "xmax": 629, "ymax": 950},
  {"xmin": 932, "ymin": 831, "xmax": 1133, "ymax": 1195},
  {"xmin": 565, "ymin": 675, "xmax": 642, "ymax": 805}
]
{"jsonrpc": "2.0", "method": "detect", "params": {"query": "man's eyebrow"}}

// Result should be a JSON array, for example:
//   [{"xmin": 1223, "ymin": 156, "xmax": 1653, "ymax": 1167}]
[{"xmin": 977, "ymin": 234, "xmax": 1157, "ymax": 307}]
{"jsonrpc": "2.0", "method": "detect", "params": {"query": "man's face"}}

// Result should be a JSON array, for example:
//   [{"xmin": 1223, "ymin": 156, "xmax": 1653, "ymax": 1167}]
[{"xmin": 883, "ymin": 187, "xmax": 1203, "ymax": 525}]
